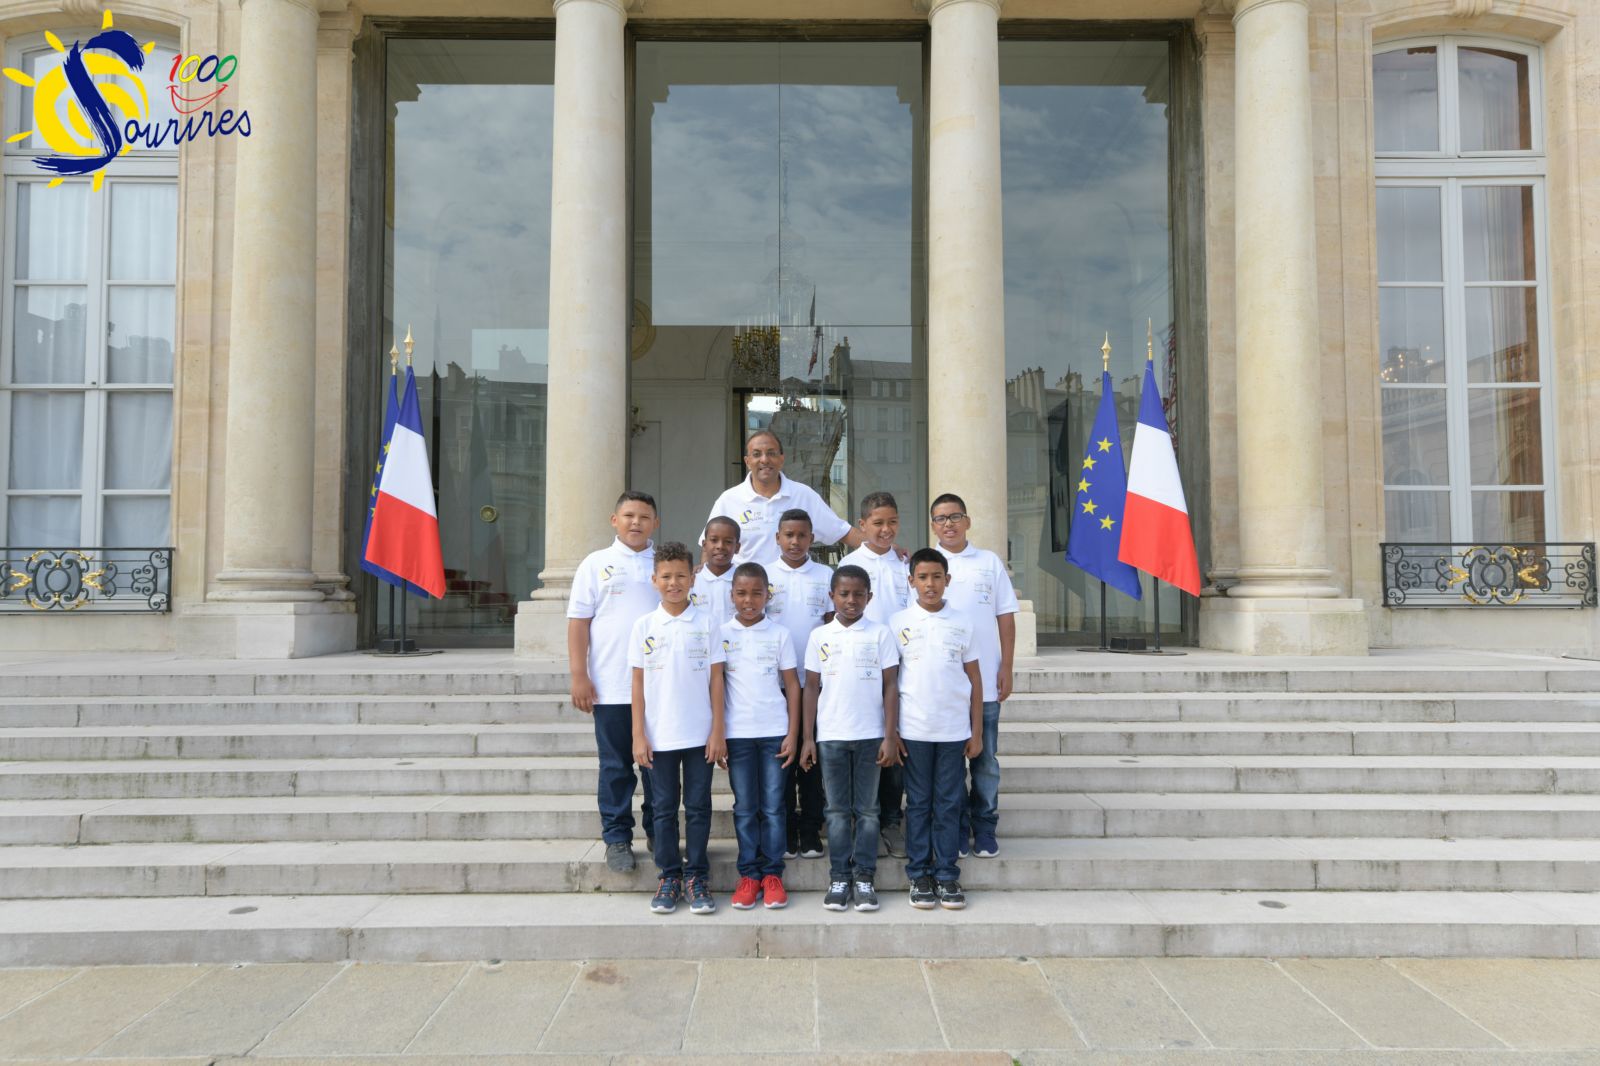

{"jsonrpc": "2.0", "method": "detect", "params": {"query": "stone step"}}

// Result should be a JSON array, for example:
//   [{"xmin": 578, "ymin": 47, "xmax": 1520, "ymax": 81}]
[{"xmin": 0, "ymin": 888, "xmax": 1592, "ymax": 965}]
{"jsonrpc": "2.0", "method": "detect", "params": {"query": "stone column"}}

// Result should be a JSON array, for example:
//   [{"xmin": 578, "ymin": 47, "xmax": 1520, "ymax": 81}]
[
  {"xmin": 1200, "ymin": 0, "xmax": 1366, "ymax": 655},
  {"xmin": 515, "ymin": 0, "xmax": 631, "ymax": 657},
  {"xmin": 193, "ymin": 0, "xmax": 355, "ymax": 657}
]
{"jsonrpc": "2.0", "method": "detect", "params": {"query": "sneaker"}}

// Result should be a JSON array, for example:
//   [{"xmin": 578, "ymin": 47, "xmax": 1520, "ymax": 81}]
[
  {"xmin": 800, "ymin": 833, "xmax": 825, "ymax": 859},
  {"xmin": 647, "ymin": 836, "xmax": 656, "ymax": 856},
  {"xmin": 823, "ymin": 880, "xmax": 851, "ymax": 911},
  {"xmin": 760, "ymin": 874, "xmax": 788, "ymax": 909},
  {"xmin": 974, "ymin": 832, "xmax": 999, "ymax": 858},
  {"xmin": 686, "ymin": 875, "xmax": 716, "ymax": 915},
  {"xmin": 605, "ymin": 841, "xmax": 636, "ymax": 873},
  {"xmin": 908, "ymin": 875, "xmax": 937, "ymax": 910},
  {"xmin": 650, "ymin": 876, "xmax": 681, "ymax": 914},
  {"xmin": 784, "ymin": 835, "xmax": 800, "ymax": 860},
  {"xmin": 853, "ymin": 880, "xmax": 880, "ymax": 911},
  {"xmin": 730, "ymin": 876, "xmax": 760, "ymax": 910},
  {"xmin": 958, "ymin": 837, "xmax": 971, "ymax": 858},
  {"xmin": 936, "ymin": 880, "xmax": 967, "ymax": 910},
  {"xmin": 879, "ymin": 823, "xmax": 905, "ymax": 858}
]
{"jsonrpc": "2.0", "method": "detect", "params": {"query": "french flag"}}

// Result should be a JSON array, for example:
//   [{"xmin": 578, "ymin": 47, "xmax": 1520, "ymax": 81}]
[
  {"xmin": 363, "ymin": 366, "xmax": 446, "ymax": 599},
  {"xmin": 1119, "ymin": 359, "xmax": 1202, "ymax": 596}
]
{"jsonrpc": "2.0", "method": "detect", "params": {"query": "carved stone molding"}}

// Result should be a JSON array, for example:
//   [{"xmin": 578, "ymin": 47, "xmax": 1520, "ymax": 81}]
[
  {"xmin": 914, "ymin": 0, "xmax": 1004, "ymax": 17},
  {"xmin": 1451, "ymin": 0, "xmax": 1493, "ymax": 16}
]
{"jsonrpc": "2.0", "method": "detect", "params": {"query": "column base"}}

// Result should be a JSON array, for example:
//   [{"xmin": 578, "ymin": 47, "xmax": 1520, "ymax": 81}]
[
  {"xmin": 1199, "ymin": 596, "xmax": 1369, "ymax": 656},
  {"xmin": 179, "ymin": 601, "xmax": 357, "ymax": 659},
  {"xmin": 514, "ymin": 596, "xmax": 571, "ymax": 660},
  {"xmin": 1014, "ymin": 599, "xmax": 1038, "ymax": 658}
]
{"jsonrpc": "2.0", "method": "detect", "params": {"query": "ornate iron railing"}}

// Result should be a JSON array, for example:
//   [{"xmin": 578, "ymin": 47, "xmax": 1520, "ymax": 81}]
[
  {"xmin": 1381, "ymin": 542, "xmax": 1596, "ymax": 608},
  {"xmin": 0, "ymin": 548, "xmax": 172, "ymax": 613}
]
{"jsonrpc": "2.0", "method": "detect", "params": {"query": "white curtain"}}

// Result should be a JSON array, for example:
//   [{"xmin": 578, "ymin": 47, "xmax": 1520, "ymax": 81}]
[
  {"xmin": 109, "ymin": 184, "xmax": 178, "ymax": 281},
  {"xmin": 15, "ymin": 184, "xmax": 87, "ymax": 281},
  {"xmin": 104, "ymin": 393, "xmax": 172, "ymax": 490}
]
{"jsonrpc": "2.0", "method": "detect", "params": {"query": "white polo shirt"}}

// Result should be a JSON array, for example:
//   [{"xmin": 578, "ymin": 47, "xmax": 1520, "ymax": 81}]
[
  {"xmin": 690, "ymin": 566, "xmax": 735, "ymax": 629},
  {"xmin": 804, "ymin": 617, "xmax": 900, "ymax": 742},
  {"xmin": 705, "ymin": 473, "xmax": 854, "ymax": 566},
  {"xmin": 627, "ymin": 604, "xmax": 726, "ymax": 752},
  {"xmin": 765, "ymin": 557, "xmax": 834, "ymax": 677},
  {"xmin": 718, "ymin": 617, "xmax": 798, "ymax": 740},
  {"xmin": 891, "ymin": 601, "xmax": 979, "ymax": 743},
  {"xmin": 937, "ymin": 542, "xmax": 1020, "ymax": 702},
  {"xmin": 566, "ymin": 538, "xmax": 658, "ymax": 705},
  {"xmin": 838, "ymin": 544, "xmax": 910, "ymax": 626}
]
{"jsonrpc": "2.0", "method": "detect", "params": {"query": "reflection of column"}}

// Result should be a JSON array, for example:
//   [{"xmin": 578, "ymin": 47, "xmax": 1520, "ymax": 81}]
[
  {"xmin": 1200, "ymin": 0, "xmax": 1366, "ymax": 654},
  {"xmin": 516, "ymin": 0, "xmax": 631, "ymax": 657}
]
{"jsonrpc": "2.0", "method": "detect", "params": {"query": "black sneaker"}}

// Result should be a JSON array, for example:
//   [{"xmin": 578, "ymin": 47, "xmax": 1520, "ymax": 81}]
[
  {"xmin": 605, "ymin": 841, "xmax": 636, "ymax": 873},
  {"xmin": 823, "ymin": 880, "xmax": 851, "ymax": 911},
  {"xmin": 686, "ymin": 875, "xmax": 716, "ymax": 915},
  {"xmin": 800, "ymin": 833, "xmax": 825, "ymax": 859},
  {"xmin": 909, "ymin": 876, "xmax": 937, "ymax": 910},
  {"xmin": 879, "ymin": 823, "xmax": 905, "ymax": 858},
  {"xmin": 853, "ymin": 879, "xmax": 879, "ymax": 911},
  {"xmin": 936, "ymin": 880, "xmax": 966, "ymax": 910},
  {"xmin": 650, "ymin": 876, "xmax": 681, "ymax": 914},
  {"xmin": 784, "ymin": 835, "xmax": 800, "ymax": 860}
]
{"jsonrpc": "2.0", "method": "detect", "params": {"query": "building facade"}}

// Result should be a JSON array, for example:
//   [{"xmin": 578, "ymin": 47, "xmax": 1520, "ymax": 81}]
[{"xmin": 0, "ymin": 0, "xmax": 1595, "ymax": 657}]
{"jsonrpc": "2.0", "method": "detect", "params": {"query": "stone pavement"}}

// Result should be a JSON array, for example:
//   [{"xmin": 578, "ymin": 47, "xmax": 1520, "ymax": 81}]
[{"xmin": 0, "ymin": 958, "xmax": 1595, "ymax": 1064}]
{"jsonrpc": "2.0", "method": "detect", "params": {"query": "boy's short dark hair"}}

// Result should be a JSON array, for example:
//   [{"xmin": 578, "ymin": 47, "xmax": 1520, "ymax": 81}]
[
  {"xmin": 653, "ymin": 541, "xmax": 693, "ymax": 571},
  {"xmin": 616, "ymin": 490, "xmax": 657, "ymax": 513},
  {"xmin": 859, "ymin": 491, "xmax": 898, "ymax": 518},
  {"xmin": 732, "ymin": 562, "xmax": 769, "ymax": 586},
  {"xmin": 777, "ymin": 508, "xmax": 812, "ymax": 529},
  {"xmin": 704, "ymin": 515, "xmax": 740, "ymax": 541},
  {"xmin": 929, "ymin": 492, "xmax": 966, "ymax": 515},
  {"xmin": 832, "ymin": 564, "xmax": 871, "ymax": 592},
  {"xmin": 908, "ymin": 547, "xmax": 948, "ymax": 574},
  {"xmin": 745, "ymin": 430, "xmax": 784, "ymax": 455}
]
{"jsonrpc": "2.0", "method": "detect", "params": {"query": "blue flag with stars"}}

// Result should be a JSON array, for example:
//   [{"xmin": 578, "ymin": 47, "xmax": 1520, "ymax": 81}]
[
  {"xmin": 360, "ymin": 370, "xmax": 426, "ymax": 595},
  {"xmin": 1064, "ymin": 370, "xmax": 1143, "ymax": 600}
]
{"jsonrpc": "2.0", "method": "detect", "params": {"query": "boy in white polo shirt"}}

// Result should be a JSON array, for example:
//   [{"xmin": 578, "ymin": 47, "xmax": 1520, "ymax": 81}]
[
  {"xmin": 930, "ymin": 493, "xmax": 1019, "ymax": 859},
  {"xmin": 716, "ymin": 561, "xmax": 801, "ymax": 910},
  {"xmin": 567, "ymin": 490, "xmax": 661, "ymax": 875},
  {"xmin": 801, "ymin": 565, "xmax": 901, "ymax": 912},
  {"xmin": 690, "ymin": 516, "xmax": 739, "ymax": 628},
  {"xmin": 630, "ymin": 542, "xmax": 727, "ymax": 916},
  {"xmin": 892, "ymin": 547, "xmax": 982, "ymax": 911},
  {"xmin": 767, "ymin": 508, "xmax": 833, "ymax": 859}
]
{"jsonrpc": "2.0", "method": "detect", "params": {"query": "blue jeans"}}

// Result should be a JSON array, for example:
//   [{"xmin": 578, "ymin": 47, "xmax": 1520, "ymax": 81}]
[
  {"xmin": 960, "ymin": 701, "xmax": 1002, "ymax": 841},
  {"xmin": 649, "ymin": 745, "xmax": 712, "ymax": 880},
  {"xmin": 878, "ymin": 762, "xmax": 903, "ymax": 828},
  {"xmin": 726, "ymin": 735, "xmax": 787, "ymax": 879},
  {"xmin": 818, "ymin": 739, "xmax": 881, "ymax": 881},
  {"xmin": 593, "ymin": 704, "xmax": 653, "ymax": 846},
  {"xmin": 904, "ymin": 738, "xmax": 967, "ymax": 882}
]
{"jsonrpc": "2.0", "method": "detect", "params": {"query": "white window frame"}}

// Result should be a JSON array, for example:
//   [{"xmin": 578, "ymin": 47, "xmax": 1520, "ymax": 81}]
[
  {"xmin": 1375, "ymin": 35, "xmax": 1556, "ymax": 543},
  {"xmin": 0, "ymin": 30, "xmax": 179, "ymax": 550}
]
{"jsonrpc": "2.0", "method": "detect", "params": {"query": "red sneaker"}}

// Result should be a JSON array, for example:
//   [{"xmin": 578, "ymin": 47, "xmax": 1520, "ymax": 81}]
[
  {"xmin": 730, "ymin": 876, "xmax": 761, "ymax": 910},
  {"xmin": 761, "ymin": 874, "xmax": 788, "ymax": 909}
]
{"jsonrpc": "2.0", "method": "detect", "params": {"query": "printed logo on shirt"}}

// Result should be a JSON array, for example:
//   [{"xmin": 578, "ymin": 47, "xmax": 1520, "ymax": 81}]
[{"xmin": 739, "ymin": 509, "xmax": 756, "ymax": 524}]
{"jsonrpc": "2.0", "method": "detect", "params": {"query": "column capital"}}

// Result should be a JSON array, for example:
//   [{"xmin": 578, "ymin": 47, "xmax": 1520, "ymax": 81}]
[
  {"xmin": 240, "ymin": 0, "xmax": 321, "ymax": 14},
  {"xmin": 553, "ymin": 0, "xmax": 642, "ymax": 16},
  {"xmin": 1218, "ymin": 0, "xmax": 1309, "ymax": 20},
  {"xmin": 915, "ymin": 0, "xmax": 1003, "ymax": 19}
]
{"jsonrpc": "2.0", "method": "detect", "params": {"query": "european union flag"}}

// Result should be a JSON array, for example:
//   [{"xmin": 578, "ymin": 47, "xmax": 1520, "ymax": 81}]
[{"xmin": 1064, "ymin": 369, "xmax": 1143, "ymax": 600}]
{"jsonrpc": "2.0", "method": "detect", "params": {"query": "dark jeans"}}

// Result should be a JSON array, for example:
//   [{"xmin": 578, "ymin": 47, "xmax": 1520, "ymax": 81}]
[
  {"xmin": 649, "ymin": 745, "xmax": 713, "ymax": 880},
  {"xmin": 593, "ymin": 703, "xmax": 653, "ymax": 846},
  {"xmin": 726, "ymin": 735, "xmax": 787, "ymax": 879},
  {"xmin": 878, "ymin": 762, "xmax": 904, "ymax": 828},
  {"xmin": 785, "ymin": 761, "xmax": 825, "ymax": 842},
  {"xmin": 904, "ymin": 738, "xmax": 967, "ymax": 883},
  {"xmin": 818, "ymin": 739, "xmax": 881, "ymax": 881},
  {"xmin": 959, "ymin": 701, "xmax": 1002, "ymax": 841}
]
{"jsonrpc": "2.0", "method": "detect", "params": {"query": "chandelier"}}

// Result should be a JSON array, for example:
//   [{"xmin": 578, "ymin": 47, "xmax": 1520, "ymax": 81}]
[{"xmin": 731, "ymin": 322, "xmax": 781, "ymax": 383}]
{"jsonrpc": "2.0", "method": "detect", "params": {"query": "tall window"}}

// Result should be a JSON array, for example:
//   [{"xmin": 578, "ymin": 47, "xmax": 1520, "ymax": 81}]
[
  {"xmin": 1374, "ymin": 38, "xmax": 1552, "ymax": 543},
  {"xmin": 1, "ymin": 32, "xmax": 179, "ymax": 551}
]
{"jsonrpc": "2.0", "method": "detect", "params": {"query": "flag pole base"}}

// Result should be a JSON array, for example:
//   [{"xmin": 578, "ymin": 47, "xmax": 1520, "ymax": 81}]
[{"xmin": 367, "ymin": 644, "xmax": 442, "ymax": 657}]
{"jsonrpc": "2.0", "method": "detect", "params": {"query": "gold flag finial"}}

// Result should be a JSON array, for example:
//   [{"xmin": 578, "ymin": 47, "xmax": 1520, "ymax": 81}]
[
  {"xmin": 1147, "ymin": 318, "xmax": 1155, "ymax": 363},
  {"xmin": 403, "ymin": 324, "xmax": 414, "ymax": 366},
  {"xmin": 1101, "ymin": 332, "xmax": 1111, "ymax": 373},
  {"xmin": 388, "ymin": 340, "xmax": 399, "ymax": 375}
]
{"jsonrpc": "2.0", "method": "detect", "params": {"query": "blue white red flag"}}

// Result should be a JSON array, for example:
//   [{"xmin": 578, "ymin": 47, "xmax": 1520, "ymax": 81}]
[
  {"xmin": 1119, "ymin": 360, "xmax": 1202, "ymax": 595},
  {"xmin": 363, "ymin": 366, "xmax": 446, "ymax": 599},
  {"xmin": 360, "ymin": 371, "xmax": 427, "ymax": 596},
  {"xmin": 1065, "ymin": 370, "xmax": 1142, "ymax": 600}
]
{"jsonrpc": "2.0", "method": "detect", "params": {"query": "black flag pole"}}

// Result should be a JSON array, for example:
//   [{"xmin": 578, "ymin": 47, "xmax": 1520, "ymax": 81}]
[
  {"xmin": 1153, "ymin": 576, "xmax": 1162, "ymax": 652},
  {"xmin": 1076, "ymin": 579, "xmax": 1111, "ymax": 652}
]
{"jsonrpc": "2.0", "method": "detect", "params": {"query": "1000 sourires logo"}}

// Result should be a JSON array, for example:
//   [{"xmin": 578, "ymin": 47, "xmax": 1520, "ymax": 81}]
[{"xmin": 3, "ymin": 10, "xmax": 250, "ymax": 190}]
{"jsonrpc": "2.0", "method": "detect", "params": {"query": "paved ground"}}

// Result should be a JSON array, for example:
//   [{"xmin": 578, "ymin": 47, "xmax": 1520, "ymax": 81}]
[{"xmin": 0, "ymin": 958, "xmax": 1594, "ymax": 1063}]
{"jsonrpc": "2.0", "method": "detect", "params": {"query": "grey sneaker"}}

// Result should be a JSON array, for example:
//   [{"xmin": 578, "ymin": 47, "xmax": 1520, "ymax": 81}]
[
  {"xmin": 853, "ymin": 879, "xmax": 879, "ymax": 911},
  {"xmin": 909, "ymin": 875, "xmax": 937, "ymax": 910},
  {"xmin": 879, "ymin": 823, "xmax": 905, "ymax": 858},
  {"xmin": 936, "ymin": 879, "xmax": 967, "ymax": 910},
  {"xmin": 823, "ymin": 880, "xmax": 851, "ymax": 911},
  {"xmin": 650, "ymin": 877, "xmax": 681, "ymax": 914},
  {"xmin": 686, "ymin": 875, "xmax": 716, "ymax": 915},
  {"xmin": 605, "ymin": 841, "xmax": 636, "ymax": 873}
]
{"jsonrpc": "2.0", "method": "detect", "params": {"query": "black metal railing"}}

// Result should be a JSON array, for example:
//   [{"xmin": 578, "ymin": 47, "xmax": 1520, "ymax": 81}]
[
  {"xmin": 1381, "ymin": 542, "xmax": 1596, "ymax": 608},
  {"xmin": 0, "ymin": 548, "xmax": 172, "ymax": 613}
]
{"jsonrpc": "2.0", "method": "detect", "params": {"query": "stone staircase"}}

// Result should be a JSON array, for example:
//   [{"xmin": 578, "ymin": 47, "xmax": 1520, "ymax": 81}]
[{"xmin": 0, "ymin": 649, "xmax": 1596, "ymax": 963}]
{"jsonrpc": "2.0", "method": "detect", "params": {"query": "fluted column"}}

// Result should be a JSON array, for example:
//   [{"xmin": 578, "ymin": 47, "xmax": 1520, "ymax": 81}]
[{"xmin": 516, "ymin": 0, "xmax": 631, "ymax": 657}]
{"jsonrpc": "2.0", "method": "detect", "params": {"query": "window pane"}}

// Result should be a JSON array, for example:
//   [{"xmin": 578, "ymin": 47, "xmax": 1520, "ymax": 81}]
[
  {"xmin": 9, "ymin": 392, "xmax": 84, "ymax": 489},
  {"xmin": 1381, "ymin": 387, "xmax": 1450, "ymax": 485},
  {"xmin": 107, "ymin": 287, "xmax": 176, "ymax": 383},
  {"xmin": 11, "ymin": 286, "xmax": 88, "ymax": 384},
  {"xmin": 1465, "ymin": 287, "xmax": 1538, "ymax": 383},
  {"xmin": 109, "ymin": 184, "xmax": 178, "ymax": 280},
  {"xmin": 1376, "ymin": 186, "xmax": 1442, "ymax": 282},
  {"xmin": 1378, "ymin": 287, "xmax": 1445, "ymax": 382},
  {"xmin": 12, "ymin": 47, "xmax": 68, "ymax": 147},
  {"xmin": 103, "ymin": 495, "xmax": 170, "ymax": 546},
  {"xmin": 1459, "ymin": 47, "xmax": 1532, "ymax": 152},
  {"xmin": 1468, "ymin": 386, "xmax": 1542, "ymax": 485},
  {"xmin": 6, "ymin": 495, "xmax": 80, "ymax": 547},
  {"xmin": 1384, "ymin": 489, "xmax": 1450, "ymax": 542},
  {"xmin": 15, "ymin": 183, "xmax": 88, "ymax": 280},
  {"xmin": 133, "ymin": 46, "xmax": 182, "ymax": 149},
  {"xmin": 1472, "ymin": 490, "xmax": 1544, "ymax": 542},
  {"xmin": 1463, "ymin": 186, "xmax": 1534, "ymax": 281},
  {"xmin": 1374, "ymin": 47, "xmax": 1439, "ymax": 152},
  {"xmin": 105, "ymin": 393, "xmax": 172, "ymax": 490}
]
